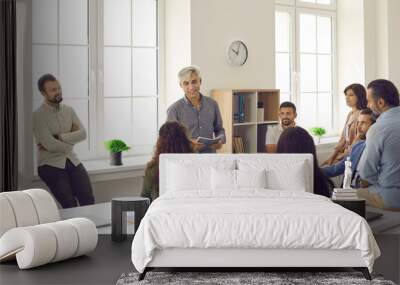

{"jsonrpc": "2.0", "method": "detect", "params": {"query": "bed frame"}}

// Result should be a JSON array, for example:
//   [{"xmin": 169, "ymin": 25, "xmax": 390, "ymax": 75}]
[
  {"xmin": 138, "ymin": 248, "xmax": 371, "ymax": 280},
  {"xmin": 138, "ymin": 154, "xmax": 372, "ymax": 281}
]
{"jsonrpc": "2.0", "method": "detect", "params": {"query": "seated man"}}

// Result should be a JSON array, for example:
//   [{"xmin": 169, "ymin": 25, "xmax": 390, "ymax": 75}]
[
  {"xmin": 322, "ymin": 108, "xmax": 375, "ymax": 188},
  {"xmin": 265, "ymin": 101, "xmax": 297, "ymax": 153},
  {"xmin": 357, "ymin": 79, "xmax": 400, "ymax": 210}
]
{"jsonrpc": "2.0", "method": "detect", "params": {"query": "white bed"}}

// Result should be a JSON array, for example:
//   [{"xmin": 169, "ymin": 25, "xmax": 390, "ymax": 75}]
[{"xmin": 131, "ymin": 154, "xmax": 380, "ymax": 280}]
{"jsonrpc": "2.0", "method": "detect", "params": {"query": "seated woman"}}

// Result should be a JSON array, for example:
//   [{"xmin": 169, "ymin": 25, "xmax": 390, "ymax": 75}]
[
  {"xmin": 141, "ymin": 121, "xmax": 194, "ymax": 202},
  {"xmin": 277, "ymin": 126, "xmax": 333, "ymax": 197},
  {"xmin": 322, "ymin": 83, "xmax": 367, "ymax": 166}
]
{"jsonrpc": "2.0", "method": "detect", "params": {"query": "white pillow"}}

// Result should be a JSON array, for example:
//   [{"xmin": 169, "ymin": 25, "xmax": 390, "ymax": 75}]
[
  {"xmin": 237, "ymin": 169, "xmax": 267, "ymax": 189},
  {"xmin": 167, "ymin": 162, "xmax": 210, "ymax": 191},
  {"xmin": 167, "ymin": 159, "xmax": 235, "ymax": 192},
  {"xmin": 211, "ymin": 168, "xmax": 236, "ymax": 190},
  {"xmin": 265, "ymin": 162, "xmax": 307, "ymax": 191},
  {"xmin": 237, "ymin": 158, "xmax": 308, "ymax": 191},
  {"xmin": 211, "ymin": 169, "xmax": 267, "ymax": 190}
]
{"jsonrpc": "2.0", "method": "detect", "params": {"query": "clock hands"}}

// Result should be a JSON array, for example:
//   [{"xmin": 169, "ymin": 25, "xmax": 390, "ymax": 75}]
[
  {"xmin": 231, "ymin": 42, "xmax": 241, "ymax": 56},
  {"xmin": 236, "ymin": 42, "xmax": 241, "ymax": 54}
]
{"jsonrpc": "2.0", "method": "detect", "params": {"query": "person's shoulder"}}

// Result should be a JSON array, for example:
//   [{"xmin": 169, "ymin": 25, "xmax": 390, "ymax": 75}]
[
  {"xmin": 353, "ymin": 140, "xmax": 365, "ymax": 147},
  {"xmin": 60, "ymin": 104, "xmax": 74, "ymax": 112},
  {"xmin": 202, "ymin": 95, "xmax": 217, "ymax": 105},
  {"xmin": 268, "ymin": 124, "xmax": 280, "ymax": 132},
  {"xmin": 33, "ymin": 104, "xmax": 46, "ymax": 121},
  {"xmin": 33, "ymin": 107, "xmax": 42, "ymax": 115},
  {"xmin": 145, "ymin": 163, "xmax": 157, "ymax": 176},
  {"xmin": 168, "ymin": 98, "xmax": 185, "ymax": 111}
]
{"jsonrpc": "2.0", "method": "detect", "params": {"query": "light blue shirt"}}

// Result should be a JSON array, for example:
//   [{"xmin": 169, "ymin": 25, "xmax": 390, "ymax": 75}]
[{"xmin": 359, "ymin": 106, "xmax": 400, "ymax": 209}]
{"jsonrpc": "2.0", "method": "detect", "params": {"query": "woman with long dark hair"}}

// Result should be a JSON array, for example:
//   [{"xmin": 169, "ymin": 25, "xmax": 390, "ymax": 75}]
[
  {"xmin": 322, "ymin": 83, "xmax": 367, "ymax": 166},
  {"xmin": 141, "ymin": 121, "xmax": 194, "ymax": 201},
  {"xmin": 277, "ymin": 126, "xmax": 333, "ymax": 197}
]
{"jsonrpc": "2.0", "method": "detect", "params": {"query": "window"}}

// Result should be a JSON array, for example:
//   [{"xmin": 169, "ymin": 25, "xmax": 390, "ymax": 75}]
[
  {"xmin": 275, "ymin": 0, "xmax": 336, "ymax": 132},
  {"xmin": 32, "ymin": 0, "xmax": 159, "ymax": 161}
]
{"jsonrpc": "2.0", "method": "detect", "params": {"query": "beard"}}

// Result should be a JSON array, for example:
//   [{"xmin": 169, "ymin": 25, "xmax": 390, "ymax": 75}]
[
  {"xmin": 371, "ymin": 112, "xmax": 380, "ymax": 120},
  {"xmin": 358, "ymin": 133, "xmax": 366, "ymax": 140},
  {"xmin": 49, "ymin": 94, "xmax": 63, "ymax": 104},
  {"xmin": 281, "ymin": 118, "xmax": 293, "ymax": 126}
]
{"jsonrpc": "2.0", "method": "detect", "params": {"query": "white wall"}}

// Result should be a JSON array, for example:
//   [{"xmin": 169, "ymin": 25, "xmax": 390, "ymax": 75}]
[
  {"xmin": 164, "ymin": 0, "xmax": 192, "ymax": 109},
  {"xmin": 363, "ymin": 0, "xmax": 400, "ymax": 88},
  {"xmin": 337, "ymin": 0, "xmax": 365, "ymax": 129},
  {"xmin": 337, "ymin": 0, "xmax": 400, "ymax": 131},
  {"xmin": 387, "ymin": 0, "xmax": 400, "ymax": 89},
  {"xmin": 190, "ymin": 0, "xmax": 275, "ymax": 97},
  {"xmin": 165, "ymin": 0, "xmax": 276, "ymax": 107},
  {"xmin": 375, "ymin": 0, "xmax": 389, "ymax": 79}
]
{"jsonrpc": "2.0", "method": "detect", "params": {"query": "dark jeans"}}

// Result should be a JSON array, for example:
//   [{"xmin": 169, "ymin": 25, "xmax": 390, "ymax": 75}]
[{"xmin": 38, "ymin": 159, "xmax": 95, "ymax": 208}]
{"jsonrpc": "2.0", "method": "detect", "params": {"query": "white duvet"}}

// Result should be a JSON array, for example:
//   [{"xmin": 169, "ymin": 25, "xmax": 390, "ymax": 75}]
[{"xmin": 131, "ymin": 190, "xmax": 380, "ymax": 273}]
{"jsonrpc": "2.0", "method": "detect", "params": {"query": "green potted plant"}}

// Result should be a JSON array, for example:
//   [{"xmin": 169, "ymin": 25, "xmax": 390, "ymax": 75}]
[
  {"xmin": 310, "ymin": 127, "xmax": 326, "ymax": 144},
  {"xmin": 104, "ymin": 139, "xmax": 130, "ymax": 166}
]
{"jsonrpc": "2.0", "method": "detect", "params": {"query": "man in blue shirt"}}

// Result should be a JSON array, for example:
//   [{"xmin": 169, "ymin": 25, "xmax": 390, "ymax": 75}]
[
  {"xmin": 167, "ymin": 66, "xmax": 226, "ymax": 153},
  {"xmin": 322, "ymin": 108, "xmax": 375, "ymax": 188},
  {"xmin": 357, "ymin": 79, "xmax": 400, "ymax": 210}
]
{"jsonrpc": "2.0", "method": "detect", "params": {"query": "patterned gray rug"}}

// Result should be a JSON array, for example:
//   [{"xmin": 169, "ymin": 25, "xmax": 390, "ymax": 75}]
[{"xmin": 116, "ymin": 271, "xmax": 396, "ymax": 285}]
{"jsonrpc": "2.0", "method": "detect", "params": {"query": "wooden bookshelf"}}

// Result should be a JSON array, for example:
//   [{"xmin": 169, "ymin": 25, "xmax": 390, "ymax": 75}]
[{"xmin": 211, "ymin": 89, "xmax": 280, "ymax": 153}]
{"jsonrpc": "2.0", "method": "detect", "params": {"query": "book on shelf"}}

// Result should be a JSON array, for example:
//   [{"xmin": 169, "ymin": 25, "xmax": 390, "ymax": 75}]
[
  {"xmin": 234, "ymin": 95, "xmax": 245, "ymax": 123},
  {"xmin": 233, "ymin": 136, "xmax": 245, "ymax": 153}
]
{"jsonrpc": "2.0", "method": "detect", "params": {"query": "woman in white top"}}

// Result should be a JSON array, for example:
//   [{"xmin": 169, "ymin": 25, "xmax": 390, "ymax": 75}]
[{"xmin": 322, "ymin": 83, "xmax": 368, "ymax": 166}]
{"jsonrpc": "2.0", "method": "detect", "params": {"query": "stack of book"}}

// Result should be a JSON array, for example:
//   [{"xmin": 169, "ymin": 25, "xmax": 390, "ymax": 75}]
[
  {"xmin": 233, "ymin": 136, "xmax": 245, "ymax": 153},
  {"xmin": 332, "ymin": 188, "xmax": 358, "ymax": 200}
]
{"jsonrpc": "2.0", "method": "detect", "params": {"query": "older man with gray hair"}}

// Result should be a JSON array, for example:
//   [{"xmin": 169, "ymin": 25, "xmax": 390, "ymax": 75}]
[{"xmin": 167, "ymin": 66, "xmax": 226, "ymax": 153}]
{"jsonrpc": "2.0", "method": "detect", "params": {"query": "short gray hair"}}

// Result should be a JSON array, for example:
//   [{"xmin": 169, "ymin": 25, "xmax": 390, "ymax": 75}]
[{"xmin": 178, "ymin": 65, "xmax": 201, "ymax": 83}]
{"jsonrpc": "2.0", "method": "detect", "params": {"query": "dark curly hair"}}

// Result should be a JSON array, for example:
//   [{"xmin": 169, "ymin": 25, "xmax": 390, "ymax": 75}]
[
  {"xmin": 146, "ymin": 121, "xmax": 194, "ymax": 186},
  {"xmin": 277, "ymin": 126, "xmax": 333, "ymax": 198}
]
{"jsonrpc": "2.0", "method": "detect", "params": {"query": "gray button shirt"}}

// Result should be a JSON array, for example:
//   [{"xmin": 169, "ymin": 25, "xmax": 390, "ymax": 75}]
[
  {"xmin": 33, "ymin": 103, "xmax": 86, "ymax": 169},
  {"xmin": 359, "ymin": 106, "xmax": 400, "ymax": 208},
  {"xmin": 166, "ymin": 94, "xmax": 226, "ymax": 153}
]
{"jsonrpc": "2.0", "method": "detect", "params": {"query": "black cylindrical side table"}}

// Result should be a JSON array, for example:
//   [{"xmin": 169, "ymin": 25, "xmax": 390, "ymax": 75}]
[{"xmin": 111, "ymin": 197, "xmax": 150, "ymax": 242}]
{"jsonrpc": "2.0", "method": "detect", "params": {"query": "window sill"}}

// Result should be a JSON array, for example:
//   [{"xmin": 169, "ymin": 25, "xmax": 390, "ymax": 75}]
[
  {"xmin": 82, "ymin": 155, "xmax": 151, "ymax": 182},
  {"xmin": 315, "ymin": 136, "xmax": 340, "ymax": 154},
  {"xmin": 32, "ymin": 155, "xmax": 152, "ymax": 183}
]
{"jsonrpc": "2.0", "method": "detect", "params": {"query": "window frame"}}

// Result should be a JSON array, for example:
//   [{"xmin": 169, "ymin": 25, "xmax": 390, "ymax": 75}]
[{"xmin": 275, "ymin": 0, "xmax": 338, "ymax": 134}]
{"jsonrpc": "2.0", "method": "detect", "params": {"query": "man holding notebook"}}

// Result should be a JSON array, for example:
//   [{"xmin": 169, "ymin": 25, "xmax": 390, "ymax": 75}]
[{"xmin": 167, "ymin": 66, "xmax": 226, "ymax": 153}]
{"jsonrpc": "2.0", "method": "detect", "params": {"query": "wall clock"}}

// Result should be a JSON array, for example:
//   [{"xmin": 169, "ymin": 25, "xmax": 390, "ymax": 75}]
[{"xmin": 226, "ymin": 40, "xmax": 248, "ymax": 66}]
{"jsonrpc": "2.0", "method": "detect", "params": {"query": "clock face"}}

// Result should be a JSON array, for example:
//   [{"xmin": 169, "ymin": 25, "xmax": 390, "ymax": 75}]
[{"xmin": 227, "ymin": 40, "xmax": 248, "ymax": 66}]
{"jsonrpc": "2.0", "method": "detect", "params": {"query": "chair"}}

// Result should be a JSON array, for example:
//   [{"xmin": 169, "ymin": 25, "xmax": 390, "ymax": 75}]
[{"xmin": 0, "ymin": 189, "xmax": 98, "ymax": 269}]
